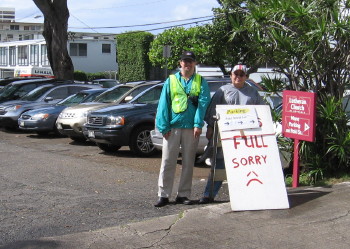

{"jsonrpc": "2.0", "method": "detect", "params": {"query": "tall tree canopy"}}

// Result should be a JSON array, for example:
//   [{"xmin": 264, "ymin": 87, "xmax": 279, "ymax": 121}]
[
  {"xmin": 219, "ymin": 0, "xmax": 350, "ymax": 98},
  {"xmin": 33, "ymin": 0, "xmax": 74, "ymax": 80}
]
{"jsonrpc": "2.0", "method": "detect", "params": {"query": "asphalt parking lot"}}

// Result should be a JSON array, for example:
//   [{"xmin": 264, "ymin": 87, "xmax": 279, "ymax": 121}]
[{"xmin": 0, "ymin": 128, "xmax": 229, "ymax": 246}]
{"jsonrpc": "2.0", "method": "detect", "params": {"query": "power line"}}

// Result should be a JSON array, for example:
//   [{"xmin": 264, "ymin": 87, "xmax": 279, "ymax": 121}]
[{"xmin": 68, "ymin": 15, "xmax": 216, "ymax": 30}]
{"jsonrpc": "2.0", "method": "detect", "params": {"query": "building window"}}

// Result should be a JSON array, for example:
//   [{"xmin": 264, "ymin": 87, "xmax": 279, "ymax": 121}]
[
  {"xmin": 9, "ymin": 46, "xmax": 16, "ymax": 66},
  {"xmin": 41, "ymin": 44, "xmax": 49, "ymax": 66},
  {"xmin": 18, "ymin": 45, "xmax": 29, "ymax": 66},
  {"xmin": 24, "ymin": 34, "xmax": 34, "ymax": 40},
  {"xmin": 70, "ymin": 43, "xmax": 87, "ymax": 56},
  {"xmin": 24, "ymin": 26, "xmax": 30, "ymax": 30},
  {"xmin": 0, "ymin": 47, "xmax": 7, "ymax": 66},
  {"xmin": 30, "ymin": 45, "xmax": 39, "ymax": 66},
  {"xmin": 102, "ymin": 44, "xmax": 111, "ymax": 54},
  {"xmin": 30, "ymin": 25, "xmax": 42, "ymax": 31},
  {"xmin": 10, "ymin": 25, "xmax": 19, "ymax": 30}
]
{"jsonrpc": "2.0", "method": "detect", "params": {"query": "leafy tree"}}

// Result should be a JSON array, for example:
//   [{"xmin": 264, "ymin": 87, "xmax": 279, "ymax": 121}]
[
  {"xmin": 219, "ymin": 0, "xmax": 350, "ymax": 98},
  {"xmin": 33, "ymin": 0, "xmax": 74, "ymax": 80},
  {"xmin": 148, "ymin": 6, "xmax": 264, "ymax": 75},
  {"xmin": 148, "ymin": 27, "xmax": 197, "ymax": 71}
]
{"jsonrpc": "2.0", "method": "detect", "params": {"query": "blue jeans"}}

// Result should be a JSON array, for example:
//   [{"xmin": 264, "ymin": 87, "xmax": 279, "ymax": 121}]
[{"xmin": 203, "ymin": 147, "xmax": 225, "ymax": 198}]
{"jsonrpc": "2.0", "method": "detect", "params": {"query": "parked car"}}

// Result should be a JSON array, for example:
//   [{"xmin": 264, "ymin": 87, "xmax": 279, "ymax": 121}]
[
  {"xmin": 56, "ymin": 81, "xmax": 160, "ymax": 141},
  {"xmin": 0, "ymin": 78, "xmax": 72, "ymax": 103},
  {"xmin": 0, "ymin": 83, "xmax": 100, "ymax": 129},
  {"xmin": 92, "ymin": 79, "xmax": 119, "ymax": 88},
  {"xmin": 18, "ymin": 88, "xmax": 107, "ymax": 135},
  {"xmin": 83, "ymin": 83, "xmax": 164, "ymax": 156},
  {"xmin": 0, "ymin": 77, "xmax": 45, "ymax": 91}
]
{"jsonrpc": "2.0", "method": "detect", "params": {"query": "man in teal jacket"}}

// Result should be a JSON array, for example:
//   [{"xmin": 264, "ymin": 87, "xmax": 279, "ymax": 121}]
[{"xmin": 154, "ymin": 51, "xmax": 211, "ymax": 207}]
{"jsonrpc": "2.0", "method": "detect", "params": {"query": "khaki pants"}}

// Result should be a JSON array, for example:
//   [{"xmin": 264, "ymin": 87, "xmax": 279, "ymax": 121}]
[{"xmin": 157, "ymin": 128, "xmax": 199, "ymax": 198}]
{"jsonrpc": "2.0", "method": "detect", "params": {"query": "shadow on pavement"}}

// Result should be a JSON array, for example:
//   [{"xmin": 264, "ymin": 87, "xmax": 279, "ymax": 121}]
[
  {"xmin": 0, "ymin": 240, "xmax": 60, "ymax": 249},
  {"xmin": 287, "ymin": 189, "xmax": 330, "ymax": 208}
]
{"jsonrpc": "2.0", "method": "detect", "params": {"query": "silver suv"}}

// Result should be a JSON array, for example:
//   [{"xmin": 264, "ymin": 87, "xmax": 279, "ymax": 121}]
[{"xmin": 56, "ymin": 81, "xmax": 160, "ymax": 141}]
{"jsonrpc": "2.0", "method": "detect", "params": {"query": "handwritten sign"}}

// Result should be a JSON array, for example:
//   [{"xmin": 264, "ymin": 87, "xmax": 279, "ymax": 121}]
[
  {"xmin": 216, "ymin": 105, "xmax": 289, "ymax": 211},
  {"xmin": 218, "ymin": 106, "xmax": 259, "ymax": 131}
]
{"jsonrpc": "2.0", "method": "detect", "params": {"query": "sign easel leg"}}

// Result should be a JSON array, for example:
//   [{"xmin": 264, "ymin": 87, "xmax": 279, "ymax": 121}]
[{"xmin": 208, "ymin": 120, "xmax": 219, "ymax": 200}]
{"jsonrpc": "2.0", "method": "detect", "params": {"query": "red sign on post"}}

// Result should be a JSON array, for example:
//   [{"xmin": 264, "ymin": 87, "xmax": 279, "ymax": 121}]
[
  {"xmin": 282, "ymin": 90, "xmax": 317, "ymax": 188},
  {"xmin": 282, "ymin": 90, "xmax": 316, "ymax": 142}
]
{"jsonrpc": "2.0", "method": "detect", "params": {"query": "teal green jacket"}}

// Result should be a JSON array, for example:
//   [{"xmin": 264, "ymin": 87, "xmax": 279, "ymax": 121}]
[{"xmin": 156, "ymin": 71, "xmax": 211, "ymax": 135}]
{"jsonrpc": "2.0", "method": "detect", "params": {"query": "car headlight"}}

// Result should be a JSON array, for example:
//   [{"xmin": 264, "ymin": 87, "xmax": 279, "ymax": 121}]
[
  {"xmin": 31, "ymin": 113, "xmax": 50, "ymax": 120},
  {"xmin": 6, "ymin": 105, "xmax": 22, "ymax": 111},
  {"xmin": 106, "ymin": 116, "xmax": 125, "ymax": 125}
]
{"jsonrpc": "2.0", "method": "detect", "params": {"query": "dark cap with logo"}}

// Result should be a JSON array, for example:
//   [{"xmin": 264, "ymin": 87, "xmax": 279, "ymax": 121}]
[{"xmin": 180, "ymin": 51, "xmax": 196, "ymax": 61}]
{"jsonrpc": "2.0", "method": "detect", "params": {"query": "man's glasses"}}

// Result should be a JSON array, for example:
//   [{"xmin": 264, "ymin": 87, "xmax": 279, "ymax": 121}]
[{"xmin": 234, "ymin": 72, "xmax": 245, "ymax": 77}]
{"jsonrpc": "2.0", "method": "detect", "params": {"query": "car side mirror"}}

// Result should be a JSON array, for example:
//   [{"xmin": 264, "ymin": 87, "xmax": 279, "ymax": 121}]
[
  {"xmin": 44, "ymin": 96, "xmax": 54, "ymax": 102},
  {"xmin": 124, "ymin": 96, "xmax": 133, "ymax": 102}
]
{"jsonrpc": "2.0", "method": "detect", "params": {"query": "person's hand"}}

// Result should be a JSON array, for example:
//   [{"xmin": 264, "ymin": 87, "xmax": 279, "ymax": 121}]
[
  {"xmin": 194, "ymin": 127, "xmax": 202, "ymax": 139},
  {"xmin": 163, "ymin": 131, "xmax": 171, "ymax": 140}
]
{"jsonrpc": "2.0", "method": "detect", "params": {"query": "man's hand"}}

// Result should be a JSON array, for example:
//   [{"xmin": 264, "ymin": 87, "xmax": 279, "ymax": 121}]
[
  {"xmin": 194, "ymin": 127, "xmax": 202, "ymax": 138},
  {"xmin": 163, "ymin": 131, "xmax": 171, "ymax": 140}
]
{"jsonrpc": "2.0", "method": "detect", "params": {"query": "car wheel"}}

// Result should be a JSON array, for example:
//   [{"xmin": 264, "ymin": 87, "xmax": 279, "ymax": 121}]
[
  {"xmin": 96, "ymin": 143, "xmax": 121, "ymax": 153},
  {"xmin": 129, "ymin": 125, "xmax": 155, "ymax": 157}
]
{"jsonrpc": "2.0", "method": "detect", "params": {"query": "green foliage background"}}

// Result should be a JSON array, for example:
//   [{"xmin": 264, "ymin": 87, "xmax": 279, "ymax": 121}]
[{"xmin": 116, "ymin": 32, "xmax": 154, "ymax": 83}]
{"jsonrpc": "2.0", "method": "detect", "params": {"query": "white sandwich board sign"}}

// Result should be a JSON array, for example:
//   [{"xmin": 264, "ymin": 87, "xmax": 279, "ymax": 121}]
[{"xmin": 216, "ymin": 105, "xmax": 289, "ymax": 211}]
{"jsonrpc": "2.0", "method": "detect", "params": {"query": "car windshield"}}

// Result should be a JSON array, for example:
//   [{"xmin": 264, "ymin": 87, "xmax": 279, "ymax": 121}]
[
  {"xmin": 20, "ymin": 85, "xmax": 54, "ymax": 101},
  {"xmin": 92, "ymin": 80, "xmax": 118, "ymax": 88},
  {"xmin": 57, "ymin": 91, "xmax": 102, "ymax": 106},
  {"xmin": 57, "ymin": 93, "xmax": 85, "ymax": 106},
  {"xmin": 94, "ymin": 86, "xmax": 132, "ymax": 103},
  {"xmin": 0, "ymin": 84, "xmax": 22, "ymax": 100},
  {"xmin": 132, "ymin": 85, "xmax": 163, "ymax": 104}
]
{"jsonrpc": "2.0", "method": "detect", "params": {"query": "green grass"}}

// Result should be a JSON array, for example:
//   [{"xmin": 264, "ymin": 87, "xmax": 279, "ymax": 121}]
[{"xmin": 285, "ymin": 173, "xmax": 350, "ymax": 187}]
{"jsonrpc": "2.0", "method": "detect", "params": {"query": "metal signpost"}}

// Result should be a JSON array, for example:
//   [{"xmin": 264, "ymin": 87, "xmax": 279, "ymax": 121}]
[
  {"xmin": 162, "ymin": 45, "xmax": 171, "ymax": 79},
  {"xmin": 282, "ymin": 90, "xmax": 317, "ymax": 187}
]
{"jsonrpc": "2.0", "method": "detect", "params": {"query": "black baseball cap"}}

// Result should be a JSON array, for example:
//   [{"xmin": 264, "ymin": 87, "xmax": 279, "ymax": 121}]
[{"xmin": 180, "ymin": 51, "xmax": 196, "ymax": 61}]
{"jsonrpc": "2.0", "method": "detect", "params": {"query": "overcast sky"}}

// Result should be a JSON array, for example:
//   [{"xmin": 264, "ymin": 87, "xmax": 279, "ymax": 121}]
[{"xmin": 0, "ymin": 0, "xmax": 221, "ymax": 34}]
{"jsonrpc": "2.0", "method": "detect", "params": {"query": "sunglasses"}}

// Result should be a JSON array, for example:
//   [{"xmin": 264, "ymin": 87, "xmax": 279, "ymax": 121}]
[{"xmin": 233, "ymin": 72, "xmax": 245, "ymax": 77}]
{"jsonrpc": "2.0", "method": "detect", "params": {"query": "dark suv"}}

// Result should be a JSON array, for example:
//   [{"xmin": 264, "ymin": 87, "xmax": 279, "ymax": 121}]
[{"xmin": 83, "ymin": 83, "xmax": 164, "ymax": 156}]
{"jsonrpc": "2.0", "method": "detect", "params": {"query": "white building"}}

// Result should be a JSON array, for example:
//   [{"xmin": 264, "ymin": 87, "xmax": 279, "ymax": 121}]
[
  {"xmin": 0, "ymin": 7, "xmax": 44, "ymax": 43},
  {"xmin": 0, "ymin": 37, "xmax": 118, "ymax": 78},
  {"xmin": 0, "ymin": 7, "xmax": 15, "ymax": 23},
  {"xmin": 0, "ymin": 7, "xmax": 117, "ymax": 79}
]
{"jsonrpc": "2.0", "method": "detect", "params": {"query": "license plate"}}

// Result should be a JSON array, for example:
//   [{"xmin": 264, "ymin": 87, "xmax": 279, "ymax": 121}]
[
  {"xmin": 20, "ymin": 121, "xmax": 24, "ymax": 127},
  {"xmin": 88, "ymin": 130, "xmax": 95, "ymax": 138}
]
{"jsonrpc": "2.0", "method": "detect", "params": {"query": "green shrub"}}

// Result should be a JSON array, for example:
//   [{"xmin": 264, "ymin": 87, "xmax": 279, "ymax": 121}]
[
  {"xmin": 116, "ymin": 31, "xmax": 154, "ymax": 83},
  {"xmin": 86, "ymin": 72, "xmax": 107, "ymax": 81},
  {"xmin": 299, "ymin": 95, "xmax": 350, "ymax": 177},
  {"xmin": 74, "ymin": 70, "xmax": 88, "ymax": 82}
]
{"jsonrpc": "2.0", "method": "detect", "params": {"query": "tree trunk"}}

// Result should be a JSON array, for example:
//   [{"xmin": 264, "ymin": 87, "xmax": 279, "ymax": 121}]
[{"xmin": 33, "ymin": 0, "xmax": 74, "ymax": 80}]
